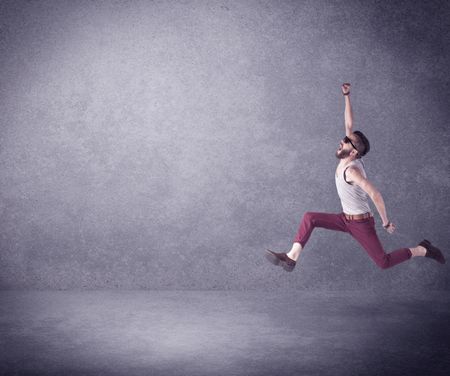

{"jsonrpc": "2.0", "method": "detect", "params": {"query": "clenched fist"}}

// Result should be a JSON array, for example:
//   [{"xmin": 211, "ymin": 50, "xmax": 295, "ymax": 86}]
[
  {"xmin": 341, "ymin": 83, "xmax": 351, "ymax": 95},
  {"xmin": 384, "ymin": 222, "xmax": 396, "ymax": 234}
]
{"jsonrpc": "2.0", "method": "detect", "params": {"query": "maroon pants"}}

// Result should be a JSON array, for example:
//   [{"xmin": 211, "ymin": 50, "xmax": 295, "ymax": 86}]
[{"xmin": 293, "ymin": 212, "xmax": 412, "ymax": 269}]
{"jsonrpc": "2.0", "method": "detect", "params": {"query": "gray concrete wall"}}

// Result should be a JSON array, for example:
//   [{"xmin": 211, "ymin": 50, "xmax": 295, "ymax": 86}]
[{"xmin": 1, "ymin": 0, "xmax": 449, "ymax": 290}]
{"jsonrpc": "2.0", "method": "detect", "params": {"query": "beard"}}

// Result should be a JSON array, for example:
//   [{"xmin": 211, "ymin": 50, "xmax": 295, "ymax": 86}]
[{"xmin": 335, "ymin": 147, "xmax": 351, "ymax": 159}]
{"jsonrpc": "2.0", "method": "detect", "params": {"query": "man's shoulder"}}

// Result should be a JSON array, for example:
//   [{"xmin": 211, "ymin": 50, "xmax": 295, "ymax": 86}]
[
  {"xmin": 347, "ymin": 159, "xmax": 366, "ymax": 172},
  {"xmin": 345, "ymin": 160, "xmax": 368, "ymax": 181}
]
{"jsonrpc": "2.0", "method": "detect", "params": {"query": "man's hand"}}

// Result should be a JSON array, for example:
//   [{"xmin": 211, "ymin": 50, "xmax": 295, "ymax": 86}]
[
  {"xmin": 341, "ymin": 83, "xmax": 351, "ymax": 95},
  {"xmin": 384, "ymin": 222, "xmax": 396, "ymax": 234}
]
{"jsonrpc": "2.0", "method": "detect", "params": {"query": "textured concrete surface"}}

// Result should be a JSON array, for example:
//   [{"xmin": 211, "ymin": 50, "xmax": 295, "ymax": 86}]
[
  {"xmin": 1, "ymin": 0, "xmax": 449, "ymax": 290},
  {"xmin": 1, "ymin": 290, "xmax": 450, "ymax": 376}
]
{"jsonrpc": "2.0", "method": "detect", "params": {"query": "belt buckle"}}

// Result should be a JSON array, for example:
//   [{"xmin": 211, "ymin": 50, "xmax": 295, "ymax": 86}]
[{"xmin": 358, "ymin": 213, "xmax": 370, "ymax": 220}]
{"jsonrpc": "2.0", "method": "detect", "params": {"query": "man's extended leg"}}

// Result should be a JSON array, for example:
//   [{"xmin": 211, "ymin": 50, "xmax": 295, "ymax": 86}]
[
  {"xmin": 287, "ymin": 212, "xmax": 349, "ymax": 261},
  {"xmin": 346, "ymin": 217, "xmax": 412, "ymax": 269}
]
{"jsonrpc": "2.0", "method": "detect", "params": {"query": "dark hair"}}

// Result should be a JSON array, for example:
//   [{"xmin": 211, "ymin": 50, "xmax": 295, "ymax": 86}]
[{"xmin": 353, "ymin": 130, "xmax": 370, "ymax": 158}]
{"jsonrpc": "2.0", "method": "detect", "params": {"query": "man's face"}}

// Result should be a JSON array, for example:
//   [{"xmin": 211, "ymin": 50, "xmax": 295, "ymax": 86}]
[{"xmin": 335, "ymin": 135, "xmax": 357, "ymax": 159}]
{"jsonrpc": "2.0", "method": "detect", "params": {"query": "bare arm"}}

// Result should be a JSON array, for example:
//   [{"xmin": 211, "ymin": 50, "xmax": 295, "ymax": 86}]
[
  {"xmin": 341, "ymin": 83, "xmax": 353, "ymax": 136},
  {"xmin": 346, "ymin": 167, "xmax": 395, "ymax": 233},
  {"xmin": 371, "ymin": 192, "xmax": 389, "ymax": 227}
]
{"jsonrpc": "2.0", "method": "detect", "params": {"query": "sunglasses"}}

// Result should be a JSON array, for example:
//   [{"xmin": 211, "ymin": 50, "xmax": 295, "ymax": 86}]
[{"xmin": 343, "ymin": 136, "xmax": 359, "ymax": 152}]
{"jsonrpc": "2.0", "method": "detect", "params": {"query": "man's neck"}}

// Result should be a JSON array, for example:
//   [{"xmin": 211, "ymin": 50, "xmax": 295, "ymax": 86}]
[{"xmin": 339, "ymin": 156, "xmax": 356, "ymax": 166}]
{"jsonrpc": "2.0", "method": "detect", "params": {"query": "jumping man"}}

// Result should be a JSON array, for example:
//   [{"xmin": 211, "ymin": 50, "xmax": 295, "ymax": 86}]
[{"xmin": 265, "ymin": 83, "xmax": 446, "ymax": 272}]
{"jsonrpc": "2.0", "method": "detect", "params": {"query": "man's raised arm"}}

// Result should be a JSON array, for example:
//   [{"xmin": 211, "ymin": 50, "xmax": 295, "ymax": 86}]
[{"xmin": 342, "ymin": 83, "xmax": 353, "ymax": 136}]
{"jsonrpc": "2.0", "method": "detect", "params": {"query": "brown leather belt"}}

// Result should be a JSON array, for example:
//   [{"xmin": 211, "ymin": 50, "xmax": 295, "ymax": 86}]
[{"xmin": 344, "ymin": 212, "xmax": 373, "ymax": 221}]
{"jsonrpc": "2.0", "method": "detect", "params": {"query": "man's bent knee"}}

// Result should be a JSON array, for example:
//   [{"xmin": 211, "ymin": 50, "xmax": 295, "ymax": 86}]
[
  {"xmin": 303, "ymin": 211, "xmax": 315, "ymax": 223},
  {"xmin": 374, "ymin": 258, "xmax": 390, "ymax": 270}
]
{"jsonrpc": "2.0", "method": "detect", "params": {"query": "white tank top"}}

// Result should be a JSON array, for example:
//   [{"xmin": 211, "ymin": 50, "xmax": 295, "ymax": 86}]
[{"xmin": 335, "ymin": 159, "xmax": 372, "ymax": 215}]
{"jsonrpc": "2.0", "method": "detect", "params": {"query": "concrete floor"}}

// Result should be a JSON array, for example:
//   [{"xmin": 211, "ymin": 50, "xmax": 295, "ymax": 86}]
[{"xmin": 1, "ymin": 290, "xmax": 449, "ymax": 376}]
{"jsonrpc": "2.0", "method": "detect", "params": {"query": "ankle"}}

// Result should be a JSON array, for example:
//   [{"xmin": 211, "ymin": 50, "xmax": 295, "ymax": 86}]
[
  {"xmin": 410, "ymin": 245, "xmax": 426, "ymax": 257},
  {"xmin": 286, "ymin": 251, "xmax": 297, "ymax": 261},
  {"xmin": 287, "ymin": 244, "xmax": 303, "ymax": 261}
]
